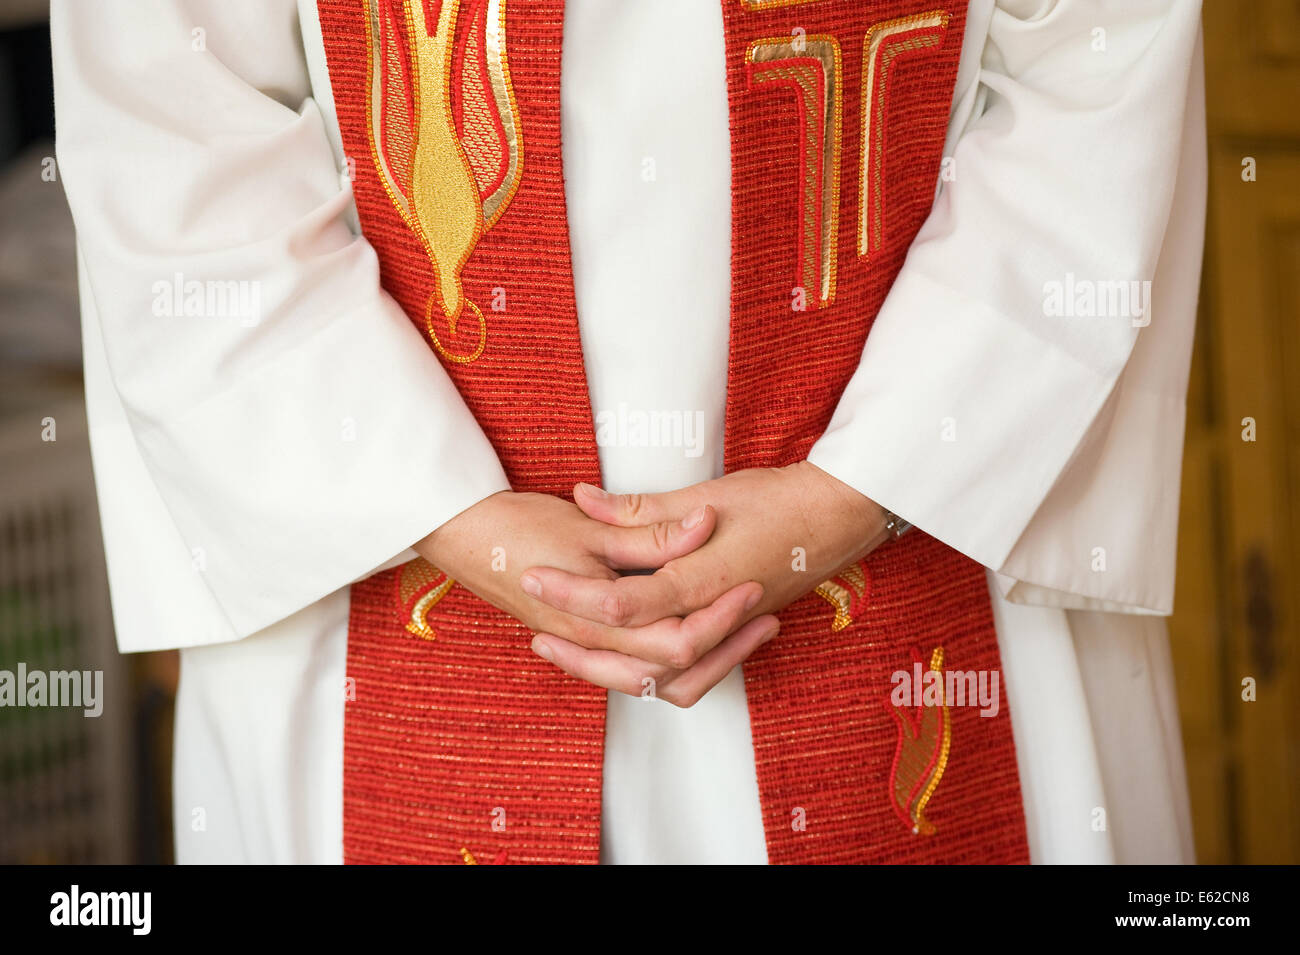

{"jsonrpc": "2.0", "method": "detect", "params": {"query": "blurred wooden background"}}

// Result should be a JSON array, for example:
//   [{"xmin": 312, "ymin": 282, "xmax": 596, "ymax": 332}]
[{"xmin": 1169, "ymin": 0, "xmax": 1300, "ymax": 864}]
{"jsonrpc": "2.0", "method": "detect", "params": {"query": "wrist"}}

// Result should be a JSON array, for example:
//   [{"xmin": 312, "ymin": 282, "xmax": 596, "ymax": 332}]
[
  {"xmin": 413, "ymin": 525, "xmax": 446, "ymax": 568},
  {"xmin": 415, "ymin": 489, "xmax": 510, "ymax": 570},
  {"xmin": 796, "ymin": 460, "xmax": 886, "ymax": 532}
]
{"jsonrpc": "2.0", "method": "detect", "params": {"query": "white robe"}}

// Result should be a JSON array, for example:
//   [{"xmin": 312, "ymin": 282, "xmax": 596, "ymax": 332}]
[{"xmin": 50, "ymin": 0, "xmax": 1203, "ymax": 864}]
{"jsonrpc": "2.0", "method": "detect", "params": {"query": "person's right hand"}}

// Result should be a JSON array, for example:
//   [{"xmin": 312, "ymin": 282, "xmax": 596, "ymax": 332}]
[{"xmin": 414, "ymin": 490, "xmax": 779, "ymax": 705}]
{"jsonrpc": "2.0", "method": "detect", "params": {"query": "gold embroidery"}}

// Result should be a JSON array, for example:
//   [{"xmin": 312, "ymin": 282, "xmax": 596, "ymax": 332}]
[
  {"xmin": 398, "ymin": 558, "xmax": 455, "ymax": 640},
  {"xmin": 889, "ymin": 646, "xmax": 951, "ymax": 835},
  {"xmin": 739, "ymin": 0, "xmax": 830, "ymax": 9},
  {"xmin": 479, "ymin": 0, "xmax": 524, "ymax": 227},
  {"xmin": 858, "ymin": 12, "xmax": 949, "ymax": 261},
  {"xmin": 409, "ymin": 0, "xmax": 483, "ymax": 342},
  {"xmin": 746, "ymin": 35, "xmax": 843, "ymax": 307},
  {"xmin": 363, "ymin": 0, "xmax": 523, "ymax": 362},
  {"xmin": 815, "ymin": 561, "xmax": 868, "ymax": 631},
  {"xmin": 912, "ymin": 648, "xmax": 952, "ymax": 830},
  {"xmin": 461, "ymin": 846, "xmax": 508, "ymax": 864},
  {"xmin": 429, "ymin": 298, "xmax": 486, "ymax": 364}
]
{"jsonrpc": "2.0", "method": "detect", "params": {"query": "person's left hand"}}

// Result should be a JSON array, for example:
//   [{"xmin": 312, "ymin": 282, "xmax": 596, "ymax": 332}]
[{"xmin": 523, "ymin": 461, "xmax": 890, "ymax": 702}]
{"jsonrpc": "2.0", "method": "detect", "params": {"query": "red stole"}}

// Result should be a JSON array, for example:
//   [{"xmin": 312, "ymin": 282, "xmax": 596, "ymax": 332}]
[{"xmin": 317, "ymin": 0, "xmax": 1029, "ymax": 864}]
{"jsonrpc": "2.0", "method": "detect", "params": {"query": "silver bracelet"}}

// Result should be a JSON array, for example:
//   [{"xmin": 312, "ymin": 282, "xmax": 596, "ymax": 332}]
[{"xmin": 882, "ymin": 510, "xmax": 913, "ymax": 538}]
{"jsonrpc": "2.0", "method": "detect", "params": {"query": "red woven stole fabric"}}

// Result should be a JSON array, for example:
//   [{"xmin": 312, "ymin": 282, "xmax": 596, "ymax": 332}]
[
  {"xmin": 320, "ymin": 0, "xmax": 1030, "ymax": 864},
  {"xmin": 722, "ymin": 1, "xmax": 1027, "ymax": 862},
  {"xmin": 319, "ymin": 0, "xmax": 606, "ymax": 864}
]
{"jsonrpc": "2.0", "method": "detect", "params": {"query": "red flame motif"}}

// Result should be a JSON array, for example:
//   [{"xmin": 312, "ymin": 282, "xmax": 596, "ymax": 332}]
[
  {"xmin": 395, "ymin": 557, "xmax": 454, "ymax": 640},
  {"xmin": 815, "ymin": 559, "xmax": 871, "ymax": 631},
  {"xmin": 460, "ymin": 847, "xmax": 509, "ymax": 865},
  {"xmin": 364, "ymin": 0, "xmax": 523, "ymax": 363},
  {"xmin": 887, "ymin": 646, "xmax": 951, "ymax": 835}
]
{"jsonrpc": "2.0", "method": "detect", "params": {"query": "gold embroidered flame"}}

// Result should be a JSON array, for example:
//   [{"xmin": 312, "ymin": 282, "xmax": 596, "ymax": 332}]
[
  {"xmin": 889, "ymin": 646, "xmax": 952, "ymax": 835},
  {"xmin": 364, "ymin": 0, "xmax": 523, "ymax": 363}
]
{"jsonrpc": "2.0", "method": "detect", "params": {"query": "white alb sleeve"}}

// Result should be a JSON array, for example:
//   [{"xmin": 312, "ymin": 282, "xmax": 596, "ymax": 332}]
[
  {"xmin": 807, "ymin": 0, "xmax": 1205, "ymax": 614},
  {"xmin": 53, "ymin": 0, "xmax": 510, "ymax": 650}
]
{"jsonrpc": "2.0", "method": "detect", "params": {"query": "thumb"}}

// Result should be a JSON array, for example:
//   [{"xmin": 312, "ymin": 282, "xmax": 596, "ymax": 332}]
[
  {"xmin": 597, "ymin": 504, "xmax": 715, "ymax": 570},
  {"xmin": 573, "ymin": 482, "xmax": 686, "ymax": 526}
]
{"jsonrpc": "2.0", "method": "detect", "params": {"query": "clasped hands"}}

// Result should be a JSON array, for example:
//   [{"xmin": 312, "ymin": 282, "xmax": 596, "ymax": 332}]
[{"xmin": 416, "ymin": 461, "xmax": 888, "ymax": 707}]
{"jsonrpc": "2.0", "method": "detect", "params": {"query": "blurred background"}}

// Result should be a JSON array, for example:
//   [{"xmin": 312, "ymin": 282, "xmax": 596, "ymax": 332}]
[
  {"xmin": 0, "ymin": 0, "xmax": 1296, "ymax": 864},
  {"xmin": 0, "ymin": 0, "xmax": 176, "ymax": 863},
  {"xmin": 1168, "ymin": 0, "xmax": 1300, "ymax": 866}
]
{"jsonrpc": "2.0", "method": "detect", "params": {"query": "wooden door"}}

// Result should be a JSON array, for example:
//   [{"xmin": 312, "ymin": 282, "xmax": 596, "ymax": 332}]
[{"xmin": 1170, "ymin": 0, "xmax": 1300, "ymax": 864}]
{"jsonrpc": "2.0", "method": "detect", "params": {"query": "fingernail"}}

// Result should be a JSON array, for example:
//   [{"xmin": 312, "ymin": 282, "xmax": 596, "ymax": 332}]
[
  {"xmin": 760, "ymin": 624, "xmax": 779, "ymax": 644},
  {"xmin": 531, "ymin": 637, "xmax": 554, "ymax": 661},
  {"xmin": 520, "ymin": 574, "xmax": 542, "ymax": 598},
  {"xmin": 576, "ymin": 482, "xmax": 608, "ymax": 498},
  {"xmin": 744, "ymin": 588, "xmax": 762, "ymax": 612},
  {"xmin": 682, "ymin": 506, "xmax": 707, "ymax": 529}
]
